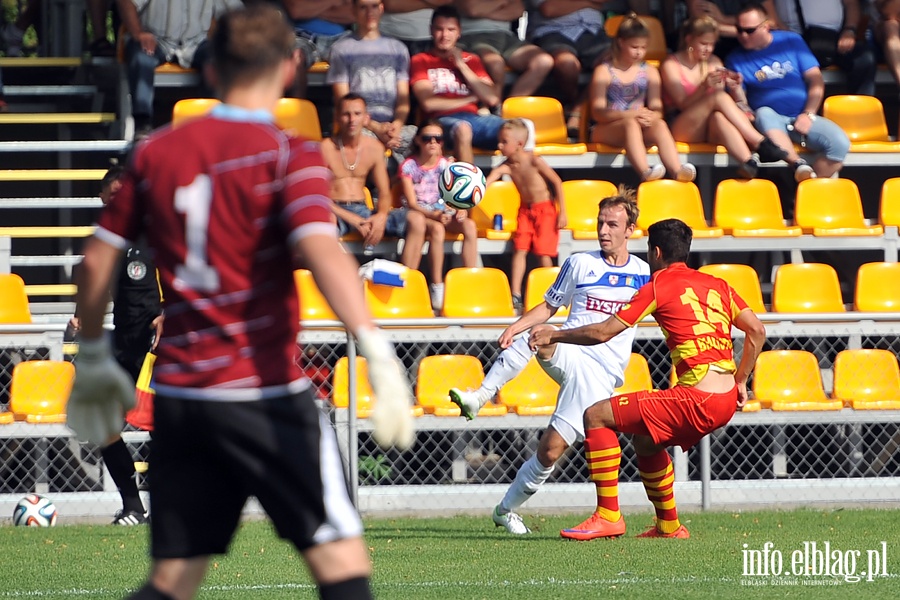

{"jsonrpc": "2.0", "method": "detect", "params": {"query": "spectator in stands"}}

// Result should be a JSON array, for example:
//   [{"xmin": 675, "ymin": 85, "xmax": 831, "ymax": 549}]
[
  {"xmin": 525, "ymin": 0, "xmax": 613, "ymax": 137},
  {"xmin": 726, "ymin": 3, "xmax": 850, "ymax": 180},
  {"xmin": 485, "ymin": 118, "xmax": 566, "ymax": 312},
  {"xmin": 589, "ymin": 13, "xmax": 697, "ymax": 182},
  {"xmin": 116, "ymin": 0, "xmax": 242, "ymax": 137},
  {"xmin": 281, "ymin": 0, "xmax": 353, "ymax": 99},
  {"xmin": 410, "ymin": 5, "xmax": 505, "ymax": 163},
  {"xmin": 661, "ymin": 15, "xmax": 789, "ymax": 179},
  {"xmin": 322, "ymin": 93, "xmax": 407, "ymax": 248},
  {"xmin": 687, "ymin": 0, "xmax": 784, "ymax": 59},
  {"xmin": 69, "ymin": 167, "xmax": 162, "ymax": 526},
  {"xmin": 455, "ymin": 0, "xmax": 554, "ymax": 105},
  {"xmin": 382, "ymin": 0, "xmax": 450, "ymax": 56},
  {"xmin": 870, "ymin": 0, "xmax": 900, "ymax": 90},
  {"xmin": 773, "ymin": 0, "xmax": 875, "ymax": 97},
  {"xmin": 328, "ymin": 0, "xmax": 416, "ymax": 161},
  {"xmin": 398, "ymin": 121, "xmax": 479, "ymax": 310}
]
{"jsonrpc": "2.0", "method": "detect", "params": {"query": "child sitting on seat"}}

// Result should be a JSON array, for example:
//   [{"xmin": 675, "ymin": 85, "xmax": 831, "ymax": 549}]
[{"xmin": 398, "ymin": 120, "xmax": 478, "ymax": 311}]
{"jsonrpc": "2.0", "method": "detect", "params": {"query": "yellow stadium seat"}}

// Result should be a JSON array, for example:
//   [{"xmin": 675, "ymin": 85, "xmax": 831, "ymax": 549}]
[
  {"xmin": 740, "ymin": 400, "xmax": 762, "ymax": 412},
  {"xmin": 880, "ymin": 177, "xmax": 900, "ymax": 227},
  {"xmin": 822, "ymin": 95, "xmax": 891, "ymax": 142},
  {"xmin": 698, "ymin": 264, "xmax": 766, "ymax": 314},
  {"xmin": 525, "ymin": 266, "xmax": 570, "ymax": 315},
  {"xmin": 0, "ymin": 274, "xmax": 32, "ymax": 323},
  {"xmin": 854, "ymin": 262, "xmax": 900, "ymax": 311},
  {"xmin": 604, "ymin": 14, "xmax": 668, "ymax": 62},
  {"xmin": 772, "ymin": 263, "xmax": 845, "ymax": 313},
  {"xmin": 713, "ymin": 179, "xmax": 801, "ymax": 237},
  {"xmin": 442, "ymin": 268, "xmax": 515, "ymax": 318},
  {"xmin": 470, "ymin": 181, "xmax": 520, "ymax": 240},
  {"xmin": 171, "ymin": 98, "xmax": 220, "ymax": 128},
  {"xmin": 294, "ymin": 269, "xmax": 337, "ymax": 321},
  {"xmin": 637, "ymin": 180, "xmax": 723, "ymax": 237},
  {"xmin": 417, "ymin": 355, "xmax": 507, "ymax": 416},
  {"xmin": 753, "ymin": 350, "xmax": 842, "ymax": 410},
  {"xmin": 2, "ymin": 361, "xmax": 74, "ymax": 423},
  {"xmin": 499, "ymin": 358, "xmax": 559, "ymax": 415},
  {"xmin": 615, "ymin": 353, "xmax": 653, "ymax": 394},
  {"xmin": 561, "ymin": 179, "xmax": 625, "ymax": 240},
  {"xmin": 833, "ymin": 349, "xmax": 900, "ymax": 409},
  {"xmin": 274, "ymin": 97, "xmax": 323, "ymax": 141},
  {"xmin": 794, "ymin": 179, "xmax": 883, "ymax": 236},
  {"xmin": 365, "ymin": 269, "xmax": 436, "ymax": 319},
  {"xmin": 501, "ymin": 96, "xmax": 587, "ymax": 154},
  {"xmin": 333, "ymin": 357, "xmax": 424, "ymax": 418}
]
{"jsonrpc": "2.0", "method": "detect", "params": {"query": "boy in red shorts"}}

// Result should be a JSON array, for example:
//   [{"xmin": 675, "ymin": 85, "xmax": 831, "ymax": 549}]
[
  {"xmin": 529, "ymin": 218, "xmax": 766, "ymax": 539},
  {"xmin": 486, "ymin": 118, "xmax": 566, "ymax": 311}
]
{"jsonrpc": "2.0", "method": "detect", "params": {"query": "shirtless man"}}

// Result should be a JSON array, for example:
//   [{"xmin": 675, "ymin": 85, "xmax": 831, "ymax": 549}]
[
  {"xmin": 321, "ymin": 93, "xmax": 406, "ymax": 248},
  {"xmin": 485, "ymin": 118, "xmax": 566, "ymax": 310}
]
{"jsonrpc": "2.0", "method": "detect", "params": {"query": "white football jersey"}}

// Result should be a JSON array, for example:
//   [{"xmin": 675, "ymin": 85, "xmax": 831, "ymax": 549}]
[{"xmin": 543, "ymin": 251, "xmax": 651, "ymax": 387}]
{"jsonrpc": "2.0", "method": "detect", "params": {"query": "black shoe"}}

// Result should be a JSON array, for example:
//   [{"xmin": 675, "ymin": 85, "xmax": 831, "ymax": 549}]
[
  {"xmin": 512, "ymin": 294, "xmax": 523, "ymax": 313},
  {"xmin": 112, "ymin": 509, "xmax": 149, "ymax": 526},
  {"xmin": 736, "ymin": 157, "xmax": 759, "ymax": 179},
  {"xmin": 756, "ymin": 136, "xmax": 789, "ymax": 163},
  {"xmin": 88, "ymin": 38, "xmax": 116, "ymax": 58}
]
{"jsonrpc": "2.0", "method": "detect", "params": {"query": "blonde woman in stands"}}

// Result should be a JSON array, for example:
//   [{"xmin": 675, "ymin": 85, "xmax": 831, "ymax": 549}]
[
  {"xmin": 588, "ymin": 13, "xmax": 696, "ymax": 182},
  {"xmin": 660, "ymin": 15, "xmax": 789, "ymax": 179}
]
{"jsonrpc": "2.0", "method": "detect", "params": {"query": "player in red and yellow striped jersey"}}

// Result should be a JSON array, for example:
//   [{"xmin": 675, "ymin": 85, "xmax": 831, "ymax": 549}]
[{"xmin": 530, "ymin": 218, "xmax": 766, "ymax": 539}]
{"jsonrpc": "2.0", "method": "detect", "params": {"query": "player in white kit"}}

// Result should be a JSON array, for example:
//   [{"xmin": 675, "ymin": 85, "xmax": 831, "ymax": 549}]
[{"xmin": 450, "ymin": 186, "xmax": 650, "ymax": 534}]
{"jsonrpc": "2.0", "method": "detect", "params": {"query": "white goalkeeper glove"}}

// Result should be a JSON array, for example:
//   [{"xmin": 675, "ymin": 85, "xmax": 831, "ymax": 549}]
[
  {"xmin": 67, "ymin": 337, "xmax": 136, "ymax": 446},
  {"xmin": 356, "ymin": 329, "xmax": 415, "ymax": 450}
]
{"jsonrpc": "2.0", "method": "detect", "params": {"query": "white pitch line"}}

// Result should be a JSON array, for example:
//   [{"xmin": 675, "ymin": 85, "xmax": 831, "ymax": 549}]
[{"xmin": 3, "ymin": 574, "xmax": 897, "ymax": 597}]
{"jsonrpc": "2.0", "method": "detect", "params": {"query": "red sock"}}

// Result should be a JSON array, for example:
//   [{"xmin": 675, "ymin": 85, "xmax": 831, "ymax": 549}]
[
  {"xmin": 584, "ymin": 427, "xmax": 621, "ymax": 522},
  {"xmin": 637, "ymin": 450, "xmax": 680, "ymax": 534}
]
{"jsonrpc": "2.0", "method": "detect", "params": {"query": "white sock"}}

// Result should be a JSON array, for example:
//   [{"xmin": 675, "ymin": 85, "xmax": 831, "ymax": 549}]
[
  {"xmin": 498, "ymin": 454, "xmax": 554, "ymax": 513},
  {"xmin": 479, "ymin": 335, "xmax": 533, "ymax": 403}
]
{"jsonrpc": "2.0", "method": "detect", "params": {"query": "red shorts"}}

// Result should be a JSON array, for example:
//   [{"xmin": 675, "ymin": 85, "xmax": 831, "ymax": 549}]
[
  {"xmin": 609, "ymin": 385, "xmax": 738, "ymax": 451},
  {"xmin": 513, "ymin": 201, "xmax": 558, "ymax": 257}
]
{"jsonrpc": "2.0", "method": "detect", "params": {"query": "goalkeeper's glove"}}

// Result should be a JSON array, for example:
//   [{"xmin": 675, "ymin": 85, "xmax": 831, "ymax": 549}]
[
  {"xmin": 356, "ymin": 328, "xmax": 415, "ymax": 450},
  {"xmin": 66, "ymin": 337, "xmax": 136, "ymax": 446}
]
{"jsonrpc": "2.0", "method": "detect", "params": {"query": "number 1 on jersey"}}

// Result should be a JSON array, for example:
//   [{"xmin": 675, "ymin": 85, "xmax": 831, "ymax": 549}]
[{"xmin": 174, "ymin": 174, "xmax": 220, "ymax": 292}]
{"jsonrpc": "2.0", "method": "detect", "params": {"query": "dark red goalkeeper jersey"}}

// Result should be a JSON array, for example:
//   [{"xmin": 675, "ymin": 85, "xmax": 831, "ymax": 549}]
[{"xmin": 96, "ymin": 109, "xmax": 335, "ymax": 400}]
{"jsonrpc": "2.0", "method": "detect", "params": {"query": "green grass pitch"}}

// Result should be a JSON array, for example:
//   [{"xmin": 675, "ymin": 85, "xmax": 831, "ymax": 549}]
[{"xmin": 1, "ymin": 508, "xmax": 898, "ymax": 599}]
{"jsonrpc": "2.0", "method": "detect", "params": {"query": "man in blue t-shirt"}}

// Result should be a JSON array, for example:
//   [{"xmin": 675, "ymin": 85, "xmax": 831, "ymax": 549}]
[
  {"xmin": 726, "ymin": 2, "xmax": 850, "ymax": 182},
  {"xmin": 280, "ymin": 1, "xmax": 353, "ymax": 98}
]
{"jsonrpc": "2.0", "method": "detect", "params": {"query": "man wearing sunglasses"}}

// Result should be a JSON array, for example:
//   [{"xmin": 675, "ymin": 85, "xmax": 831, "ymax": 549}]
[{"xmin": 725, "ymin": 2, "xmax": 850, "ymax": 182}]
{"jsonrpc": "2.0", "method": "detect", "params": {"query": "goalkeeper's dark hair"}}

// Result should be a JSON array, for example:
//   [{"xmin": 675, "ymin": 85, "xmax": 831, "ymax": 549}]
[
  {"xmin": 598, "ymin": 184, "xmax": 639, "ymax": 228},
  {"xmin": 211, "ymin": 4, "xmax": 295, "ymax": 90}
]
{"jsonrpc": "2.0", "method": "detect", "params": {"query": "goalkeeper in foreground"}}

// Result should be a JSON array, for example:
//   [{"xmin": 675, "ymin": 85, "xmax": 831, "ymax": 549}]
[{"xmin": 67, "ymin": 4, "xmax": 414, "ymax": 599}]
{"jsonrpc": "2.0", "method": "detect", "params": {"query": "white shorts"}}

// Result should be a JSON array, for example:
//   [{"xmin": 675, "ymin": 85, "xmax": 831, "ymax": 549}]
[{"xmin": 538, "ymin": 343, "xmax": 617, "ymax": 446}]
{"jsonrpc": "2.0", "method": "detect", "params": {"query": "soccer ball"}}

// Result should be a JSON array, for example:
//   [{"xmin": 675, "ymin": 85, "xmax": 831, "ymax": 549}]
[
  {"xmin": 440, "ymin": 161, "xmax": 486, "ymax": 210},
  {"xmin": 13, "ymin": 494, "xmax": 58, "ymax": 527}
]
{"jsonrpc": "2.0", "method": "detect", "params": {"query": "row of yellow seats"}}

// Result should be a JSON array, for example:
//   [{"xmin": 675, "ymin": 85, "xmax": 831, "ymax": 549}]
[
  {"xmin": 559, "ymin": 94, "xmax": 900, "ymax": 151},
  {"xmin": 333, "ymin": 352, "xmax": 653, "ymax": 418},
  {"xmin": 297, "ymin": 259, "xmax": 899, "ymax": 323},
  {"xmin": 703, "ymin": 261, "xmax": 900, "ymax": 313},
  {"xmin": 477, "ymin": 176, "xmax": 897, "ymax": 243},
  {"xmin": 745, "ymin": 349, "xmax": 900, "ymax": 412},
  {"xmin": 332, "ymin": 346, "xmax": 900, "ymax": 418},
  {"xmin": 297, "ymin": 266, "xmax": 558, "ymax": 321}
]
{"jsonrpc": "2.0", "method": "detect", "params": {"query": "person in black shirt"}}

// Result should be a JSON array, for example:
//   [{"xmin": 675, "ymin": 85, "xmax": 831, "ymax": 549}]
[{"xmin": 70, "ymin": 167, "xmax": 163, "ymax": 525}]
